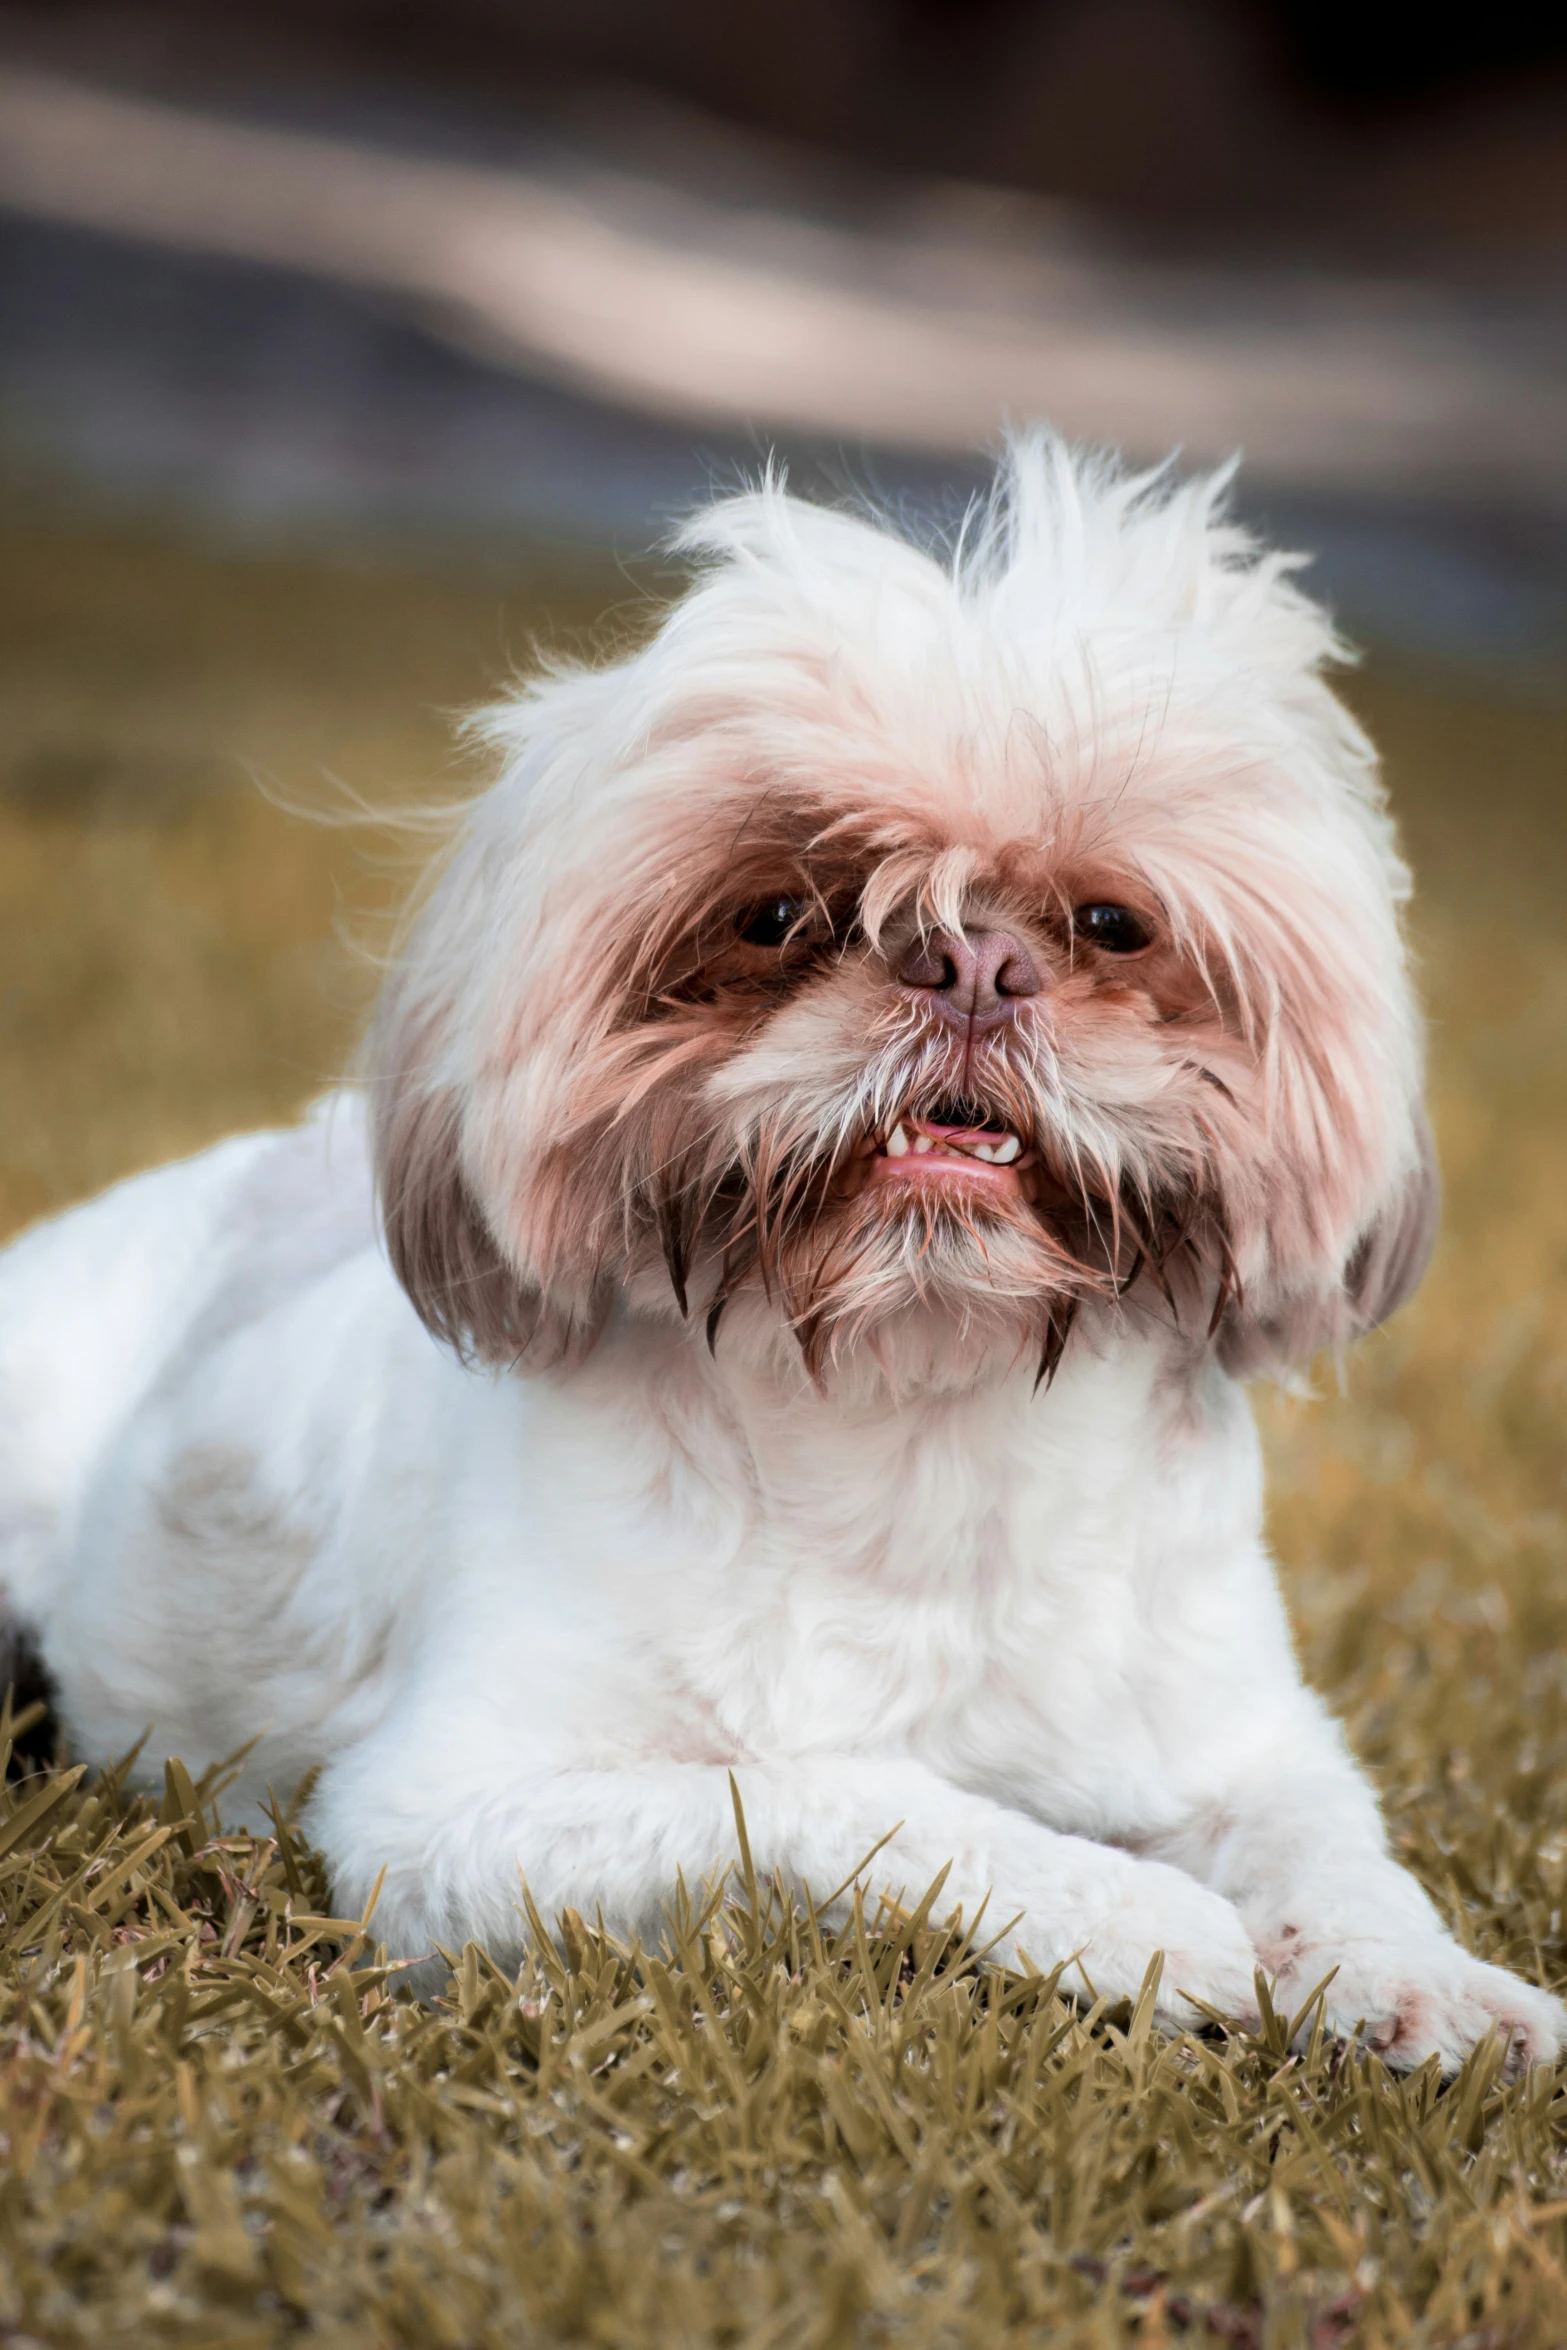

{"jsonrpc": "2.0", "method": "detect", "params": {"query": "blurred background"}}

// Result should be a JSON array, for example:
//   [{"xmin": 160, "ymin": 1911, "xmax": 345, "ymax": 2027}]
[
  {"xmin": 2, "ymin": 0, "xmax": 1566, "ymax": 644},
  {"xmin": 1, "ymin": 3, "xmax": 1565, "ymax": 1670}
]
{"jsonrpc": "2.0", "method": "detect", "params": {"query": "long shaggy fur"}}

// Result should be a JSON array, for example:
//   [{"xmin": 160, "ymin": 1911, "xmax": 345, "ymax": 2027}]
[{"xmin": 373, "ymin": 436, "xmax": 1432, "ymax": 1382}]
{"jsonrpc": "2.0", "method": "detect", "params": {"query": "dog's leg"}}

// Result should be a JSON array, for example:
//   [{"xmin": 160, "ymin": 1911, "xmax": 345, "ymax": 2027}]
[
  {"xmin": 312, "ymin": 1747, "xmax": 1262, "ymax": 2026},
  {"xmin": 1155, "ymin": 1745, "xmax": 1566, "ymax": 2073}
]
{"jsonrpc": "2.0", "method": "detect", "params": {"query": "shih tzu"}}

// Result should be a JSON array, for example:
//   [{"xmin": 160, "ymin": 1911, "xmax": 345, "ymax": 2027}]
[{"xmin": 1, "ymin": 436, "xmax": 1560, "ymax": 2070}]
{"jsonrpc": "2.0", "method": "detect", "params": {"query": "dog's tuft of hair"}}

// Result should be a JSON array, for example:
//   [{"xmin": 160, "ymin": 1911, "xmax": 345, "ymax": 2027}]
[{"xmin": 371, "ymin": 431, "xmax": 1433, "ymax": 1391}]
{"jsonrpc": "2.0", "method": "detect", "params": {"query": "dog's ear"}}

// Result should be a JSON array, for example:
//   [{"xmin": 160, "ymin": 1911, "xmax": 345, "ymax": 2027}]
[
  {"xmin": 368, "ymin": 890, "xmax": 610, "ymax": 1370},
  {"xmin": 1343, "ymin": 1106, "xmax": 1441, "ymax": 1335},
  {"xmin": 373, "ymin": 1051, "xmax": 542, "ymax": 1364},
  {"xmin": 1219, "ymin": 1109, "xmax": 1439, "ymax": 1377}
]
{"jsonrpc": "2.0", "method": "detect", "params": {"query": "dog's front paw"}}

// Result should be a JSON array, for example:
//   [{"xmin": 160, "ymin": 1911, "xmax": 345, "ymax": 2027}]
[
  {"xmin": 1267, "ymin": 1931, "xmax": 1566, "ymax": 2076},
  {"xmin": 1013, "ymin": 1855, "xmax": 1263, "ymax": 2035}
]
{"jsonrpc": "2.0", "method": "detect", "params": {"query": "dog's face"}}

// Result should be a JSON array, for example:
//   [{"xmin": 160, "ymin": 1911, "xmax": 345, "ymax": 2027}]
[{"xmin": 374, "ymin": 441, "xmax": 1434, "ymax": 1388}]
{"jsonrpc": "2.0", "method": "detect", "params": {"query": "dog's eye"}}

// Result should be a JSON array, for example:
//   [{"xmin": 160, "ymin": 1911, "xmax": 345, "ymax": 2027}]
[
  {"xmin": 1075, "ymin": 903, "xmax": 1151, "ymax": 955},
  {"xmin": 736, "ymin": 896, "xmax": 804, "ymax": 948}
]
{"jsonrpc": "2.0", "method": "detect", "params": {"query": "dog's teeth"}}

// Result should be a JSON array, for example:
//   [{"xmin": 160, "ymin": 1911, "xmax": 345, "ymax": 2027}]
[
  {"xmin": 992, "ymin": 1134, "xmax": 1022, "ymax": 1164},
  {"xmin": 913, "ymin": 1132, "xmax": 933, "ymax": 1154},
  {"xmin": 971, "ymin": 1142, "xmax": 996, "ymax": 1162},
  {"xmin": 884, "ymin": 1122, "xmax": 910, "ymax": 1158}
]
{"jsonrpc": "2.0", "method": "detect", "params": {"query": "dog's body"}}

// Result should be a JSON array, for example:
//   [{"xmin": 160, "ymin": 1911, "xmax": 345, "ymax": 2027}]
[{"xmin": 1, "ymin": 440, "xmax": 1560, "ymax": 2068}]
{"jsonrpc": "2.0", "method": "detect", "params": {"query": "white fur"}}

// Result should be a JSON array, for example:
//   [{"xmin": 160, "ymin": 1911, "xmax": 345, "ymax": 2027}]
[{"xmin": 0, "ymin": 438, "xmax": 1557, "ymax": 2072}]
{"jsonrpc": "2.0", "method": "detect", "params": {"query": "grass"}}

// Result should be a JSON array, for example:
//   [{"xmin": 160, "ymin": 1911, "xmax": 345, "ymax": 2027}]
[{"xmin": 1, "ymin": 509, "xmax": 1566, "ymax": 2345}]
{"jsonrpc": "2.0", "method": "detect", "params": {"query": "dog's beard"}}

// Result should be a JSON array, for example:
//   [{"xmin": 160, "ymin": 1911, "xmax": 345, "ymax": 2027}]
[
  {"xmin": 738, "ymin": 1176, "xmax": 1096, "ymax": 1384},
  {"xmin": 622, "ymin": 1005, "xmax": 1240, "ymax": 1384}
]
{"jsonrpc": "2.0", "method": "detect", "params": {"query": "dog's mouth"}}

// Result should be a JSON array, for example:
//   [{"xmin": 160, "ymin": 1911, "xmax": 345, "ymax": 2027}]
[{"xmin": 856, "ymin": 1097, "xmax": 1033, "ymax": 1198}]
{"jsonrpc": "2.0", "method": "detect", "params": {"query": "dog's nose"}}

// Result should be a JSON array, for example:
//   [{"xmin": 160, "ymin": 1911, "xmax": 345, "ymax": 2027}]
[{"xmin": 897, "ymin": 927, "xmax": 1043, "ymax": 1026}]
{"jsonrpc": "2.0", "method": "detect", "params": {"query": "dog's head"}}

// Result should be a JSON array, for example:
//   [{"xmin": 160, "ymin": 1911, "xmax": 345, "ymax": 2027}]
[{"xmin": 370, "ymin": 436, "xmax": 1433, "ymax": 1389}]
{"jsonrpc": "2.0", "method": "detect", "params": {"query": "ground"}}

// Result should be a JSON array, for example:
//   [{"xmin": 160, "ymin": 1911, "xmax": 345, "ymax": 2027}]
[{"xmin": 1, "ymin": 507, "xmax": 1565, "ymax": 2346}]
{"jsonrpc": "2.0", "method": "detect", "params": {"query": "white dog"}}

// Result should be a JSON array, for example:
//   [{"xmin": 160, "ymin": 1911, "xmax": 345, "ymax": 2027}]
[{"xmin": 1, "ymin": 437, "xmax": 1559, "ymax": 2070}]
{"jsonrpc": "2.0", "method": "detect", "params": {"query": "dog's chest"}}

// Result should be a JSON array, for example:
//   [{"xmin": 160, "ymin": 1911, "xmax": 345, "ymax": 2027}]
[
  {"xmin": 621, "ymin": 1371, "xmax": 1168, "ymax": 1784},
  {"xmin": 512, "ymin": 1324, "xmax": 1240, "ymax": 1821}
]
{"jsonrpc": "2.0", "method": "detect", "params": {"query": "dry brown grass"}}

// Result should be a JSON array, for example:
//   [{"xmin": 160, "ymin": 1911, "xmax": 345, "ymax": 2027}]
[
  {"xmin": 0, "ymin": 514, "xmax": 624, "ymax": 1230},
  {"xmin": 1, "ymin": 510, "xmax": 1566, "ymax": 2344}
]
